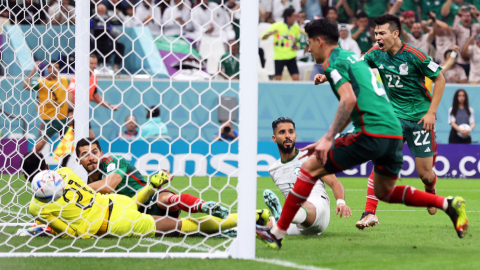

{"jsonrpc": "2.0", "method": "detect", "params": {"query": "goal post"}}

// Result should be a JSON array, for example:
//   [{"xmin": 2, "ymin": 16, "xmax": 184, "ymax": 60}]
[{"xmin": 0, "ymin": 0, "xmax": 258, "ymax": 259}]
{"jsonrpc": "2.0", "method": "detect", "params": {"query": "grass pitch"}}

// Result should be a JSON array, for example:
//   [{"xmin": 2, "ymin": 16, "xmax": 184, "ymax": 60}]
[{"xmin": 0, "ymin": 175, "xmax": 478, "ymax": 270}]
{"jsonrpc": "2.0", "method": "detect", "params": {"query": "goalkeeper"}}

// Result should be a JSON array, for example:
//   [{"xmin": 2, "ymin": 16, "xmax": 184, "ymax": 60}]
[
  {"xmin": 23, "ymin": 153, "xmax": 245, "ymax": 238},
  {"xmin": 75, "ymin": 137, "xmax": 229, "ymax": 220}
]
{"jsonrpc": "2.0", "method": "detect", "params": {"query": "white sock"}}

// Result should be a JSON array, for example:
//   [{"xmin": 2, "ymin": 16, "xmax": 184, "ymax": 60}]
[
  {"xmin": 271, "ymin": 225, "xmax": 287, "ymax": 239},
  {"xmin": 269, "ymin": 216, "xmax": 276, "ymax": 227},
  {"xmin": 442, "ymin": 198, "xmax": 448, "ymax": 211},
  {"xmin": 292, "ymin": 207, "xmax": 308, "ymax": 224}
]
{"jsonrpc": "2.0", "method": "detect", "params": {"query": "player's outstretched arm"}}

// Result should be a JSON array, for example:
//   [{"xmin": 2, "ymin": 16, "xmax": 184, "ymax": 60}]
[
  {"xmin": 88, "ymin": 173, "xmax": 123, "ymax": 194},
  {"xmin": 322, "ymin": 174, "xmax": 352, "ymax": 218},
  {"xmin": 312, "ymin": 82, "xmax": 356, "ymax": 165}
]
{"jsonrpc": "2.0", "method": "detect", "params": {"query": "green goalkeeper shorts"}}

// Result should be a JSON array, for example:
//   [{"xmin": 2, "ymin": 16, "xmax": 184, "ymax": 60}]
[
  {"xmin": 324, "ymin": 132, "xmax": 404, "ymax": 179},
  {"xmin": 399, "ymin": 118, "xmax": 437, "ymax": 158}
]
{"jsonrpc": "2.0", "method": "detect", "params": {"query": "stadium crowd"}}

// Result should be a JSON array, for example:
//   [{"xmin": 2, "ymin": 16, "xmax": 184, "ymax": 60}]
[{"xmin": 1, "ymin": 0, "xmax": 480, "ymax": 82}]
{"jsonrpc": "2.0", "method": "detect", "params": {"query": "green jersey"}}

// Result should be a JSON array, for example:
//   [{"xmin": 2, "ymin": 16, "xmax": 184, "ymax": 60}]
[
  {"xmin": 363, "ymin": 43, "xmax": 442, "ymax": 122},
  {"xmin": 338, "ymin": 0, "xmax": 358, "ymax": 23},
  {"xmin": 324, "ymin": 48, "xmax": 402, "ymax": 138},
  {"xmin": 444, "ymin": 2, "xmax": 461, "ymax": 26},
  {"xmin": 220, "ymin": 52, "xmax": 240, "ymax": 78},
  {"xmin": 97, "ymin": 155, "xmax": 147, "ymax": 198},
  {"xmin": 365, "ymin": 0, "xmax": 389, "ymax": 18},
  {"xmin": 351, "ymin": 27, "xmax": 373, "ymax": 53},
  {"xmin": 419, "ymin": 0, "xmax": 445, "ymax": 20}
]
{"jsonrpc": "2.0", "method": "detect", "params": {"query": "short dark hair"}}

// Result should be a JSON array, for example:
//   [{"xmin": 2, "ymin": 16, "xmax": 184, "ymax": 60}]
[
  {"xmin": 22, "ymin": 152, "xmax": 47, "ymax": 183},
  {"xmin": 356, "ymin": 11, "xmax": 368, "ymax": 19},
  {"xmin": 75, "ymin": 137, "xmax": 102, "ymax": 157},
  {"xmin": 327, "ymin": 7, "xmax": 338, "ymax": 14},
  {"xmin": 374, "ymin": 14, "xmax": 402, "ymax": 35},
  {"xmin": 283, "ymin": 8, "xmax": 295, "ymax": 20},
  {"xmin": 148, "ymin": 105, "xmax": 160, "ymax": 118},
  {"xmin": 304, "ymin": 18, "xmax": 339, "ymax": 45},
  {"xmin": 444, "ymin": 49, "xmax": 453, "ymax": 60},
  {"xmin": 272, "ymin": 117, "xmax": 296, "ymax": 133},
  {"xmin": 90, "ymin": 54, "xmax": 98, "ymax": 59}
]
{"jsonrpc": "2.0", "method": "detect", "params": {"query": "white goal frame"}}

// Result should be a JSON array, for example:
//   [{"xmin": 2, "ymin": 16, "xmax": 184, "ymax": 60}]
[{"xmin": 0, "ymin": 0, "xmax": 258, "ymax": 259}]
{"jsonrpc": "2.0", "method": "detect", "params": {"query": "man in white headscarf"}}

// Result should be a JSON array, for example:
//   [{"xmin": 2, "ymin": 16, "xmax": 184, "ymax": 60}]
[{"xmin": 338, "ymin": 23, "xmax": 361, "ymax": 58}]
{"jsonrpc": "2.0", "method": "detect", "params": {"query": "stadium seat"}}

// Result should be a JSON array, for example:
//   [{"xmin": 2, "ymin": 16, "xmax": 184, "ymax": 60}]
[{"xmin": 198, "ymin": 36, "xmax": 226, "ymax": 75}]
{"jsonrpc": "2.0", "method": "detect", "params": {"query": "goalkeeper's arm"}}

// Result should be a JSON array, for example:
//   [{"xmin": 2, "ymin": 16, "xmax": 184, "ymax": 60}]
[{"xmin": 38, "ymin": 214, "xmax": 77, "ymax": 238}]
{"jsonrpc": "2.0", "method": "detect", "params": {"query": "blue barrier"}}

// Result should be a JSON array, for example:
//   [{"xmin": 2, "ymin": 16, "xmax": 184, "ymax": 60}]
[{"xmin": 1, "ymin": 80, "xmax": 479, "ymax": 143}]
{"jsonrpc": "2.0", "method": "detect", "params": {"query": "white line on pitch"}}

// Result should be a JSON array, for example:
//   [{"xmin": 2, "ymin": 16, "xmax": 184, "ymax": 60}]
[{"xmin": 255, "ymin": 257, "xmax": 332, "ymax": 270}]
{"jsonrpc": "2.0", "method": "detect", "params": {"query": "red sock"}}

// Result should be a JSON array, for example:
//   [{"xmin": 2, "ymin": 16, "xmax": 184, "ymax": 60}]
[
  {"xmin": 168, "ymin": 194, "xmax": 205, "ymax": 213},
  {"xmin": 379, "ymin": 185, "xmax": 445, "ymax": 209},
  {"xmin": 424, "ymin": 173, "xmax": 437, "ymax": 194},
  {"xmin": 365, "ymin": 171, "xmax": 378, "ymax": 214},
  {"xmin": 277, "ymin": 168, "xmax": 317, "ymax": 231}
]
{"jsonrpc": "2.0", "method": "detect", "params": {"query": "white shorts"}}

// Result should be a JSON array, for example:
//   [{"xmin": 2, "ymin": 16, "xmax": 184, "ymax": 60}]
[{"xmin": 286, "ymin": 191, "xmax": 330, "ymax": 236}]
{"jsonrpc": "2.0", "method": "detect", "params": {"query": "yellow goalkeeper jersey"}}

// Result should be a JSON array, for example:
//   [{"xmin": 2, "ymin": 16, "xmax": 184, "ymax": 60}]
[{"xmin": 28, "ymin": 167, "xmax": 110, "ymax": 238}]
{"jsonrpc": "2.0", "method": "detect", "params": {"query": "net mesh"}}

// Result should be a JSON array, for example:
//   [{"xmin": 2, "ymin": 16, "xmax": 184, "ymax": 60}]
[{"xmin": 0, "ymin": 0, "xmax": 243, "ymax": 255}]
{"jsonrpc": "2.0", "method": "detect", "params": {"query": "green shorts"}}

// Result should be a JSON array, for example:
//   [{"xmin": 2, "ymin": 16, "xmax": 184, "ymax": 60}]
[
  {"xmin": 138, "ymin": 190, "xmax": 181, "ymax": 218},
  {"xmin": 324, "ymin": 132, "xmax": 404, "ymax": 179},
  {"xmin": 399, "ymin": 118, "xmax": 437, "ymax": 158},
  {"xmin": 39, "ymin": 118, "xmax": 68, "ymax": 141}
]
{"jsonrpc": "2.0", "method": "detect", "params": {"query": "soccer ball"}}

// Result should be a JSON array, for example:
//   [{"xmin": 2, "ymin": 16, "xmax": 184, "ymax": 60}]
[
  {"xmin": 457, "ymin": 124, "xmax": 472, "ymax": 139},
  {"xmin": 31, "ymin": 170, "xmax": 65, "ymax": 203}
]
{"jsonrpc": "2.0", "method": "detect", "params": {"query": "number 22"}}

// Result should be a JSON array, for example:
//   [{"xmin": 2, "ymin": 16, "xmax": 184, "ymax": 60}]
[{"xmin": 413, "ymin": 130, "xmax": 430, "ymax": 146}]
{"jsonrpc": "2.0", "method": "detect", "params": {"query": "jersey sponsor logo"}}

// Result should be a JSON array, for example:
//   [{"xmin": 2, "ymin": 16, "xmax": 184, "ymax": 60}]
[
  {"xmin": 378, "ymin": 64, "xmax": 384, "ymax": 69},
  {"xmin": 399, "ymin": 63, "xmax": 409, "ymax": 75},
  {"xmin": 388, "ymin": 65, "xmax": 395, "ymax": 69},
  {"xmin": 425, "ymin": 147, "xmax": 431, "ymax": 153},
  {"xmin": 428, "ymin": 61, "xmax": 439, "ymax": 72},
  {"xmin": 107, "ymin": 163, "xmax": 116, "ymax": 172},
  {"xmin": 331, "ymin": 69, "xmax": 342, "ymax": 84}
]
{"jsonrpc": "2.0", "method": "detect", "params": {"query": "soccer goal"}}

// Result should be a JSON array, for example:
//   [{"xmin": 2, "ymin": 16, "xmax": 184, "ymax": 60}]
[{"xmin": 0, "ymin": 0, "xmax": 258, "ymax": 259}]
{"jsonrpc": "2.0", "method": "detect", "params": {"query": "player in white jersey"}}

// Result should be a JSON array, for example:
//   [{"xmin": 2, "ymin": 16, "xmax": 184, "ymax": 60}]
[{"xmin": 264, "ymin": 117, "xmax": 352, "ymax": 235}]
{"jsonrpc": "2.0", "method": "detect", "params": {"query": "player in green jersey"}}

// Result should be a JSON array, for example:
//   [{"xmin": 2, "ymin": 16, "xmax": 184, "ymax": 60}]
[
  {"xmin": 75, "ymin": 137, "xmax": 229, "ymax": 219},
  {"xmin": 357, "ymin": 14, "xmax": 446, "ymax": 229},
  {"xmin": 256, "ymin": 18, "xmax": 468, "ymax": 250}
]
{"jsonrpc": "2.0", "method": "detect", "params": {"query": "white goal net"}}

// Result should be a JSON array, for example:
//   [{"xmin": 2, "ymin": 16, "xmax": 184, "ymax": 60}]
[{"xmin": 0, "ymin": 0, "xmax": 257, "ymax": 259}]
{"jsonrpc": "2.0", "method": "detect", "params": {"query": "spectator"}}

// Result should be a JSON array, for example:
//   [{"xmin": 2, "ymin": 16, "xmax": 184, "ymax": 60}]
[
  {"xmin": 103, "ymin": 0, "xmax": 132, "ymax": 25},
  {"xmin": 448, "ymin": 89, "xmax": 475, "ymax": 144},
  {"xmin": 351, "ymin": 11, "xmax": 374, "ymax": 54},
  {"xmin": 336, "ymin": 0, "xmax": 357, "ymax": 23},
  {"xmin": 441, "ymin": 0, "xmax": 465, "ymax": 26},
  {"xmin": 419, "ymin": 0, "xmax": 445, "ymax": 20},
  {"xmin": 120, "ymin": 115, "xmax": 138, "ymax": 140},
  {"xmin": 134, "ymin": 0, "xmax": 162, "ymax": 35},
  {"xmin": 190, "ymin": 0, "xmax": 235, "ymax": 43},
  {"xmin": 262, "ymin": 8, "xmax": 300, "ymax": 81},
  {"xmin": 272, "ymin": 0, "xmax": 301, "ymax": 22},
  {"xmin": 219, "ymin": 39, "xmax": 239, "ymax": 80},
  {"xmin": 338, "ymin": 24, "xmax": 361, "ymax": 57},
  {"xmin": 325, "ymin": 7, "xmax": 338, "ymax": 24},
  {"xmin": 11, "ymin": 0, "xmax": 48, "ymax": 25},
  {"xmin": 454, "ymin": 10, "xmax": 480, "ymax": 75},
  {"xmin": 22, "ymin": 60, "xmax": 69, "ymax": 152},
  {"xmin": 297, "ymin": 11, "xmax": 312, "ymax": 62},
  {"xmin": 48, "ymin": 0, "xmax": 75, "ymax": 25},
  {"xmin": 67, "ymin": 54, "xmax": 121, "ymax": 110},
  {"xmin": 91, "ymin": 4, "xmax": 125, "ymax": 72},
  {"xmin": 141, "ymin": 106, "xmax": 169, "ymax": 139},
  {"xmin": 162, "ymin": 0, "xmax": 193, "ymax": 37},
  {"xmin": 214, "ymin": 120, "xmax": 238, "ymax": 141},
  {"xmin": 366, "ymin": 0, "xmax": 389, "ymax": 24},
  {"xmin": 388, "ymin": 0, "xmax": 418, "ymax": 18},
  {"xmin": 435, "ymin": 20, "xmax": 456, "ymax": 63},
  {"xmin": 461, "ymin": 35, "xmax": 480, "ymax": 83},
  {"xmin": 303, "ymin": 0, "xmax": 325, "ymax": 21},
  {"xmin": 443, "ymin": 48, "xmax": 468, "ymax": 83},
  {"xmin": 400, "ymin": 17, "xmax": 437, "ymax": 57},
  {"xmin": 260, "ymin": 0, "xmax": 274, "ymax": 22},
  {"xmin": 401, "ymin": 10, "xmax": 416, "ymax": 34},
  {"xmin": 0, "ymin": 1, "xmax": 14, "ymax": 23}
]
